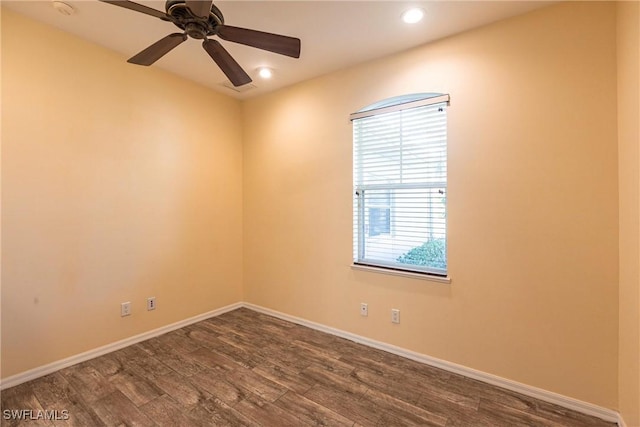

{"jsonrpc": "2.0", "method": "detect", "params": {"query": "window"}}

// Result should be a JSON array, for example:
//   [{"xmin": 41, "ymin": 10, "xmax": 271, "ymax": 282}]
[{"xmin": 352, "ymin": 93, "xmax": 449, "ymax": 277}]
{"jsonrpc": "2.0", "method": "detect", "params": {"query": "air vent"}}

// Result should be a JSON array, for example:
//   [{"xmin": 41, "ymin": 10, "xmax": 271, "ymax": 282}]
[{"xmin": 219, "ymin": 81, "xmax": 257, "ymax": 93}]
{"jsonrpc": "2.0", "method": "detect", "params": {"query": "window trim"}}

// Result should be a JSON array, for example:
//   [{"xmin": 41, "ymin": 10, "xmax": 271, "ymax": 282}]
[
  {"xmin": 350, "ymin": 93, "xmax": 450, "ymax": 121},
  {"xmin": 350, "ymin": 263, "xmax": 451, "ymax": 284},
  {"xmin": 352, "ymin": 93, "xmax": 450, "ymax": 281}
]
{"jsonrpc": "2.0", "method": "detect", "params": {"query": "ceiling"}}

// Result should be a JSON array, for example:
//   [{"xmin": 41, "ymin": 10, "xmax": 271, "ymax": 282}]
[{"xmin": 2, "ymin": 0, "xmax": 552, "ymax": 99}]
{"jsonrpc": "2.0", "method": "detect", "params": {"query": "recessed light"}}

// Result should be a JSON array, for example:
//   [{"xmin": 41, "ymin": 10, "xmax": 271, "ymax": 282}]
[
  {"xmin": 402, "ymin": 8, "xmax": 424, "ymax": 24},
  {"xmin": 258, "ymin": 67, "xmax": 273, "ymax": 79}
]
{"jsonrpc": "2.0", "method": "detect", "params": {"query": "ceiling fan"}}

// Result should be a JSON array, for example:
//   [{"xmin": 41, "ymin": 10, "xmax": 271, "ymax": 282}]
[{"xmin": 98, "ymin": 0, "xmax": 301, "ymax": 86}]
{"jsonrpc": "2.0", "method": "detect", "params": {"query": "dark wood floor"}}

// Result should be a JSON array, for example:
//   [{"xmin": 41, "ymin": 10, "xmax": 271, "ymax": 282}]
[{"xmin": 1, "ymin": 308, "xmax": 615, "ymax": 426}]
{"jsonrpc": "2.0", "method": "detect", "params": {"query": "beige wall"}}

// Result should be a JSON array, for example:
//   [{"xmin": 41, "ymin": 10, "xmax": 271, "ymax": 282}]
[
  {"xmin": 243, "ymin": 2, "xmax": 619, "ymax": 408},
  {"xmin": 1, "ymin": 9, "xmax": 243, "ymax": 377},
  {"xmin": 1, "ymin": 0, "xmax": 632, "ymax": 415},
  {"xmin": 617, "ymin": 1, "xmax": 640, "ymax": 425}
]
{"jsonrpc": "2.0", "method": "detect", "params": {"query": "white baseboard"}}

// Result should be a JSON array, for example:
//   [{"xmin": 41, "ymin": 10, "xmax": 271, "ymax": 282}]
[
  {"xmin": 618, "ymin": 413, "xmax": 629, "ymax": 427},
  {"xmin": 0, "ymin": 300, "xmax": 624, "ymax": 426},
  {"xmin": 243, "ymin": 302, "xmax": 622, "ymax": 425},
  {"xmin": 0, "ymin": 302, "xmax": 242, "ymax": 390}
]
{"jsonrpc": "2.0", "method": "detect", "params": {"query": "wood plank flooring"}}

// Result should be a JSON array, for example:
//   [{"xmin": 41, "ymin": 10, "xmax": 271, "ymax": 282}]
[{"xmin": 1, "ymin": 308, "xmax": 616, "ymax": 426}]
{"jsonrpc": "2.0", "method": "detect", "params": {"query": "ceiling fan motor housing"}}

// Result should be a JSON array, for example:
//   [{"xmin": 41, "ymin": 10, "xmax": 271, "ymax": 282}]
[{"xmin": 166, "ymin": 0, "xmax": 224, "ymax": 39}]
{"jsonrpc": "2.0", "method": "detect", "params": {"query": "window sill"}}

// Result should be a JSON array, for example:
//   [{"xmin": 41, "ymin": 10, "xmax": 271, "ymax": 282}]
[{"xmin": 350, "ymin": 264, "xmax": 451, "ymax": 284}]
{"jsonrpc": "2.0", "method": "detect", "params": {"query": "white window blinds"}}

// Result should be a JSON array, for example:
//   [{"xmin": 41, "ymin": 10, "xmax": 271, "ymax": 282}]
[{"xmin": 352, "ymin": 93, "xmax": 449, "ymax": 276}]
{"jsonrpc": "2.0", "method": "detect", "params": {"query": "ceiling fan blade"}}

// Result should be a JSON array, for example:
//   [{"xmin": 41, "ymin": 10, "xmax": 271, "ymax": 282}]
[
  {"xmin": 217, "ymin": 25, "xmax": 301, "ymax": 58},
  {"xmin": 202, "ymin": 39, "xmax": 252, "ymax": 87},
  {"xmin": 186, "ymin": 0, "xmax": 213, "ymax": 19},
  {"xmin": 128, "ymin": 33, "xmax": 188, "ymax": 66},
  {"xmin": 98, "ymin": 0, "xmax": 170, "ymax": 21}
]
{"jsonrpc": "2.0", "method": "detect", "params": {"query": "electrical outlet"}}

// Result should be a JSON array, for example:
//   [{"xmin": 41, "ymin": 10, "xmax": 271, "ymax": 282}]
[
  {"xmin": 391, "ymin": 308, "xmax": 400, "ymax": 324},
  {"xmin": 121, "ymin": 302, "xmax": 131, "ymax": 317},
  {"xmin": 360, "ymin": 303, "xmax": 368, "ymax": 317},
  {"xmin": 147, "ymin": 297, "xmax": 156, "ymax": 311}
]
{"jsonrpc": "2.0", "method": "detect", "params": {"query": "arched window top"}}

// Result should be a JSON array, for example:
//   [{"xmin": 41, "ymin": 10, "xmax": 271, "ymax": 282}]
[{"xmin": 351, "ymin": 92, "xmax": 449, "ymax": 121}]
